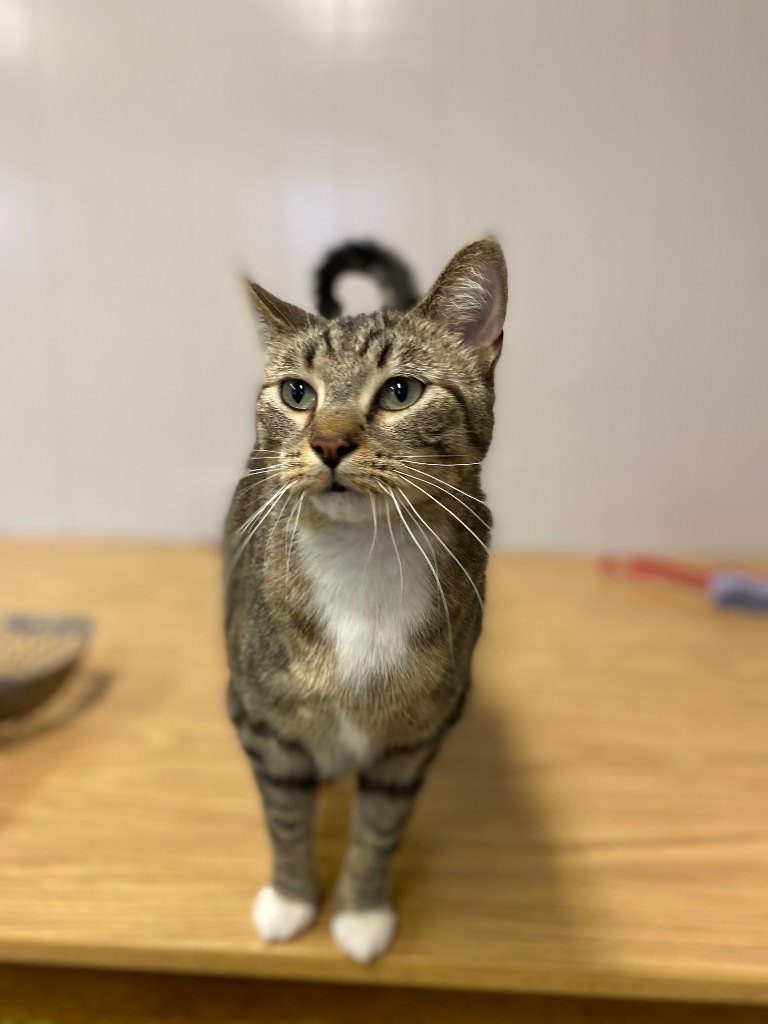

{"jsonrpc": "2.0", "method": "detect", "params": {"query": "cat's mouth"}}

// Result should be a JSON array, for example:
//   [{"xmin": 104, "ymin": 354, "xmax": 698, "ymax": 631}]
[{"xmin": 311, "ymin": 485, "xmax": 373, "ymax": 523}]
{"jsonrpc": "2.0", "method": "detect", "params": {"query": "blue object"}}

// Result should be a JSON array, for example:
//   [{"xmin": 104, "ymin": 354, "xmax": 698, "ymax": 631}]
[{"xmin": 709, "ymin": 573, "xmax": 768, "ymax": 613}]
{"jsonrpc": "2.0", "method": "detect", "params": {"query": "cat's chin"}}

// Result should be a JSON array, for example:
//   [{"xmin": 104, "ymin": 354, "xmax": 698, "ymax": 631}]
[{"xmin": 310, "ymin": 489, "xmax": 375, "ymax": 523}]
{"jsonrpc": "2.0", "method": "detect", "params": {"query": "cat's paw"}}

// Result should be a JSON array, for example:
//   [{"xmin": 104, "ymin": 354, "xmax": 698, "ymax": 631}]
[
  {"xmin": 252, "ymin": 885, "xmax": 317, "ymax": 943},
  {"xmin": 330, "ymin": 906, "xmax": 398, "ymax": 963}
]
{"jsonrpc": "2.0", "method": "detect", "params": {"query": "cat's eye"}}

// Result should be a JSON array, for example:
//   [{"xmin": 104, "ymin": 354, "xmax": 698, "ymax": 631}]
[
  {"xmin": 280, "ymin": 379, "xmax": 317, "ymax": 411},
  {"xmin": 377, "ymin": 377, "xmax": 425, "ymax": 411}
]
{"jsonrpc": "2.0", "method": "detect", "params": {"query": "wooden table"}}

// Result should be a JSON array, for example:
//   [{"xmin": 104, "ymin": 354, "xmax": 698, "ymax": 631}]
[{"xmin": 1, "ymin": 540, "xmax": 767, "ymax": 1019}]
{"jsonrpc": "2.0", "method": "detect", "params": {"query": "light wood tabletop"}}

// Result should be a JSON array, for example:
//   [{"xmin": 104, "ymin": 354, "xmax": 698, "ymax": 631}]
[{"xmin": 0, "ymin": 540, "xmax": 767, "ymax": 1005}]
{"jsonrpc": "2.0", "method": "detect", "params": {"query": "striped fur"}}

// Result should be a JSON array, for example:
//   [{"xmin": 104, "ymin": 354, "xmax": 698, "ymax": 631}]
[{"xmin": 224, "ymin": 239, "xmax": 507, "ymax": 961}]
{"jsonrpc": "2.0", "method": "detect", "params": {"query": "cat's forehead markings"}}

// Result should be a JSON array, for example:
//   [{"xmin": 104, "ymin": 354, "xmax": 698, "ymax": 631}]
[
  {"xmin": 322, "ymin": 324, "xmax": 335, "ymax": 356},
  {"xmin": 303, "ymin": 340, "xmax": 317, "ymax": 369},
  {"xmin": 376, "ymin": 340, "xmax": 392, "ymax": 368},
  {"xmin": 309, "ymin": 319, "xmax": 375, "ymax": 363},
  {"xmin": 356, "ymin": 317, "xmax": 383, "ymax": 359}
]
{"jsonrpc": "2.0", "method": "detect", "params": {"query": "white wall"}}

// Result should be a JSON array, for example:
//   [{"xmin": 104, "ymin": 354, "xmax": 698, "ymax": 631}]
[{"xmin": 2, "ymin": 0, "xmax": 766, "ymax": 553}]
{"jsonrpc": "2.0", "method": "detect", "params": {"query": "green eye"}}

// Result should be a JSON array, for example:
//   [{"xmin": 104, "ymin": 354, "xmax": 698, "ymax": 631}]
[
  {"xmin": 280, "ymin": 379, "xmax": 317, "ymax": 411},
  {"xmin": 378, "ymin": 377, "xmax": 424, "ymax": 411}
]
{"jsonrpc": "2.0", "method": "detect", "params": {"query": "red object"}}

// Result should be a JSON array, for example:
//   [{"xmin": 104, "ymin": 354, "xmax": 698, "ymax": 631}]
[{"xmin": 600, "ymin": 556, "xmax": 709, "ymax": 588}]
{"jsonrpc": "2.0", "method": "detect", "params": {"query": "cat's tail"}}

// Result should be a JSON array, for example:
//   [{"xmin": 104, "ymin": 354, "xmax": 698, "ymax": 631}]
[{"xmin": 314, "ymin": 240, "xmax": 419, "ymax": 318}]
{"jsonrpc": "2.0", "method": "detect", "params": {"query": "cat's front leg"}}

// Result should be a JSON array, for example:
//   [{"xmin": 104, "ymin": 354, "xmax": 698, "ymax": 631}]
[
  {"xmin": 229, "ymin": 685, "xmax": 319, "ymax": 943},
  {"xmin": 251, "ymin": 768, "xmax": 318, "ymax": 943},
  {"xmin": 331, "ymin": 741, "xmax": 438, "ymax": 963}
]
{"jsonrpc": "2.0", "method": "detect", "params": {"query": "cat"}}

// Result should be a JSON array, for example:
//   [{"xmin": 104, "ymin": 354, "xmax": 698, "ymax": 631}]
[{"xmin": 224, "ymin": 239, "xmax": 507, "ymax": 963}]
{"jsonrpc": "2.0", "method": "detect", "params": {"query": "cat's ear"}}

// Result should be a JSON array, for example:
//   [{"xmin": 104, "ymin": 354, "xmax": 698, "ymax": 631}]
[
  {"xmin": 243, "ymin": 278, "xmax": 321, "ymax": 346},
  {"xmin": 416, "ymin": 239, "xmax": 507, "ymax": 368}
]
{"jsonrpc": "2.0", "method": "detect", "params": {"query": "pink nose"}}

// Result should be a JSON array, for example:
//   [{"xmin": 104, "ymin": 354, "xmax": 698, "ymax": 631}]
[{"xmin": 311, "ymin": 436, "xmax": 357, "ymax": 469}]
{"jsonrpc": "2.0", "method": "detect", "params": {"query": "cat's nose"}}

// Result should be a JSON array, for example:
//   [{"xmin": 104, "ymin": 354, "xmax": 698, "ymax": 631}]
[{"xmin": 311, "ymin": 436, "xmax": 358, "ymax": 469}]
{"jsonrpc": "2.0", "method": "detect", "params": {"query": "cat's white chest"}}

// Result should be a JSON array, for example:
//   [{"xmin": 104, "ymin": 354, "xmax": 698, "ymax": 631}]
[{"xmin": 297, "ymin": 517, "xmax": 432, "ymax": 688}]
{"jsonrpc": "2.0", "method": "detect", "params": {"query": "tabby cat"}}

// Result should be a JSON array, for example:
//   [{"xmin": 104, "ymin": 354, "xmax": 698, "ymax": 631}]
[{"xmin": 225, "ymin": 239, "xmax": 507, "ymax": 962}]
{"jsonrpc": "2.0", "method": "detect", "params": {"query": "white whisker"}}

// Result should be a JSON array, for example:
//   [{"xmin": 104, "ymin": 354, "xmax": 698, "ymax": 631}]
[
  {"xmin": 240, "ymin": 467, "xmax": 287, "ymax": 497},
  {"xmin": 285, "ymin": 493, "xmax": 304, "ymax": 579},
  {"xmin": 266, "ymin": 487, "xmax": 293, "ymax": 550},
  {"xmin": 397, "ymin": 489, "xmax": 484, "ymax": 610},
  {"xmin": 383, "ymin": 484, "xmax": 452, "ymax": 652},
  {"xmin": 235, "ymin": 482, "xmax": 293, "ymax": 538},
  {"xmin": 242, "ymin": 464, "xmax": 287, "ymax": 479},
  {"xmin": 384, "ymin": 498, "xmax": 404, "ymax": 597},
  {"xmin": 397, "ymin": 469, "xmax": 490, "ymax": 528},
  {"xmin": 400, "ymin": 458, "xmax": 482, "ymax": 467},
  {"xmin": 366, "ymin": 494, "xmax": 378, "ymax": 567},
  {"xmin": 393, "ymin": 475, "xmax": 489, "ymax": 553},
  {"xmin": 396, "ymin": 465, "xmax": 490, "ymax": 507},
  {"xmin": 227, "ymin": 482, "xmax": 294, "ymax": 580}
]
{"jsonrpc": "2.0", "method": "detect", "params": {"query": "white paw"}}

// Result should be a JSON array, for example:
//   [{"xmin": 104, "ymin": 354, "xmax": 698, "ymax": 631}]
[
  {"xmin": 330, "ymin": 906, "xmax": 398, "ymax": 963},
  {"xmin": 252, "ymin": 885, "xmax": 317, "ymax": 943}
]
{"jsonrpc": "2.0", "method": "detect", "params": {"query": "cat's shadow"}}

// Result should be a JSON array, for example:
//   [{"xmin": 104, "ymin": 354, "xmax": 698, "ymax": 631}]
[{"xmin": 315, "ymin": 685, "xmax": 581, "ymax": 952}]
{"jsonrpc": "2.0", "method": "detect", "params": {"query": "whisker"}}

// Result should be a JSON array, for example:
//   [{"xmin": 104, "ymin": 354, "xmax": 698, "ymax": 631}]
[
  {"xmin": 230, "ymin": 496, "xmax": 288, "ymax": 579},
  {"xmin": 366, "ymin": 494, "xmax": 378, "ymax": 567},
  {"xmin": 384, "ymin": 498, "xmax": 404, "ymax": 597},
  {"xmin": 266, "ymin": 486, "xmax": 293, "ymax": 550},
  {"xmin": 397, "ymin": 489, "xmax": 484, "ymax": 610},
  {"xmin": 227, "ymin": 482, "xmax": 294, "ymax": 580},
  {"xmin": 228, "ymin": 479, "xmax": 294, "ymax": 569},
  {"xmin": 392, "ymin": 475, "xmax": 489, "ymax": 553},
  {"xmin": 398, "ymin": 468, "xmax": 490, "ymax": 529},
  {"xmin": 285, "ymin": 493, "xmax": 304, "ymax": 579},
  {"xmin": 399, "ymin": 491, "xmax": 455, "ymax": 656},
  {"xmin": 240, "ymin": 467, "xmax": 287, "ymax": 497},
  {"xmin": 242, "ymin": 464, "xmax": 287, "ymax": 478},
  {"xmin": 383, "ymin": 484, "xmax": 452, "ymax": 652},
  {"xmin": 396, "ymin": 465, "xmax": 490, "ymax": 507},
  {"xmin": 400, "ymin": 459, "xmax": 482, "ymax": 467},
  {"xmin": 235, "ymin": 482, "xmax": 293, "ymax": 538}
]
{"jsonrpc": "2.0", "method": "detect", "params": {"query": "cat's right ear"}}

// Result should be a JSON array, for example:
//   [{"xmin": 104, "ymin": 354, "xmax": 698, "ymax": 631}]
[{"xmin": 243, "ymin": 278, "xmax": 320, "ymax": 347}]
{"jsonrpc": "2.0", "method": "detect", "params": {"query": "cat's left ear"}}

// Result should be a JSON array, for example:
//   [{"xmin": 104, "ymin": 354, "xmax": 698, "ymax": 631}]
[
  {"xmin": 415, "ymin": 239, "xmax": 507, "ymax": 369},
  {"xmin": 243, "ymin": 277, "xmax": 321, "ymax": 347}
]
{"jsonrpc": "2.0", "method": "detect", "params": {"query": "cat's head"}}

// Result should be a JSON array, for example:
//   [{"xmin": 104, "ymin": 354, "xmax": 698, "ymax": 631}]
[{"xmin": 246, "ymin": 240, "xmax": 507, "ymax": 523}]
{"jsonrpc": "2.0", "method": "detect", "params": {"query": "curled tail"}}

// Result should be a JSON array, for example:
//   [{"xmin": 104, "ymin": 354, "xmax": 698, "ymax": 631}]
[{"xmin": 314, "ymin": 241, "xmax": 419, "ymax": 318}]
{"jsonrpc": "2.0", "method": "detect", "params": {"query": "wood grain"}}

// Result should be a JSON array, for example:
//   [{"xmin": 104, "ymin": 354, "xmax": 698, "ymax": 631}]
[
  {"xmin": 0, "ymin": 540, "xmax": 767, "ymax": 1003},
  {"xmin": 2, "ymin": 965, "xmax": 768, "ymax": 1024}
]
